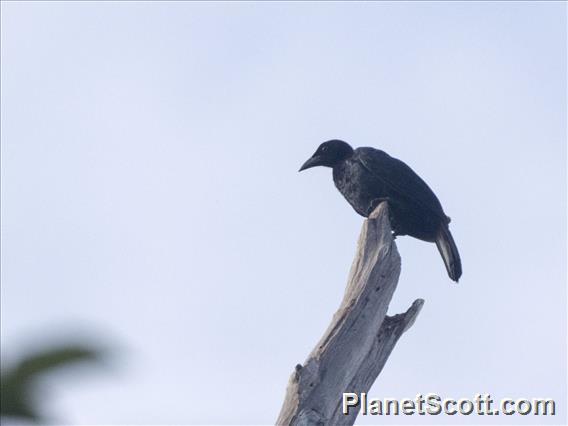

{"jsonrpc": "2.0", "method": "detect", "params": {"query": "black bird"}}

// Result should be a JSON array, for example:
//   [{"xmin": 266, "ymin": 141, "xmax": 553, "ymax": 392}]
[{"xmin": 299, "ymin": 139, "xmax": 462, "ymax": 282}]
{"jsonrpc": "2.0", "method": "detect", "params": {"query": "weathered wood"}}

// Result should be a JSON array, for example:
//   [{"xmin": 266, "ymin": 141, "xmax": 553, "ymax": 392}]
[{"xmin": 276, "ymin": 202, "xmax": 424, "ymax": 426}]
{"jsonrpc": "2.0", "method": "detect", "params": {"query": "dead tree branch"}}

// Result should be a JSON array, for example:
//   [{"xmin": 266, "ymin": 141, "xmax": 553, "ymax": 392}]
[{"xmin": 276, "ymin": 202, "xmax": 424, "ymax": 425}]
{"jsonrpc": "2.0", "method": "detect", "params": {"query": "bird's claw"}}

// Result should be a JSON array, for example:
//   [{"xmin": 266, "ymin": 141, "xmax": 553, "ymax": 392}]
[{"xmin": 368, "ymin": 197, "xmax": 392, "ymax": 215}]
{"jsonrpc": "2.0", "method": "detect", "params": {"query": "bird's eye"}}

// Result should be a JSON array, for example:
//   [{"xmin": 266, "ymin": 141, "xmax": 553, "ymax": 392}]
[{"xmin": 321, "ymin": 146, "xmax": 328, "ymax": 152}]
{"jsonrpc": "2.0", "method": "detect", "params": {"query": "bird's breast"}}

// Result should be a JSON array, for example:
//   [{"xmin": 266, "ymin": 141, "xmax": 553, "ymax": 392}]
[{"xmin": 333, "ymin": 161, "xmax": 384, "ymax": 217}]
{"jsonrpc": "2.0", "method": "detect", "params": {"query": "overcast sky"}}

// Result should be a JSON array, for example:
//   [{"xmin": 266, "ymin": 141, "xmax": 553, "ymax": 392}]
[{"xmin": 1, "ymin": 2, "xmax": 566, "ymax": 425}]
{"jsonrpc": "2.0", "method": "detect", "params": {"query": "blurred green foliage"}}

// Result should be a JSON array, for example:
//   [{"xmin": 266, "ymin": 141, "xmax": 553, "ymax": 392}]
[{"xmin": 1, "ymin": 345, "xmax": 101, "ymax": 422}]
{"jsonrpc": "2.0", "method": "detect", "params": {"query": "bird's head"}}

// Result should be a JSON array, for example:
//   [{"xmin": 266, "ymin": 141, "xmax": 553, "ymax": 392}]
[{"xmin": 299, "ymin": 140, "xmax": 354, "ymax": 171}]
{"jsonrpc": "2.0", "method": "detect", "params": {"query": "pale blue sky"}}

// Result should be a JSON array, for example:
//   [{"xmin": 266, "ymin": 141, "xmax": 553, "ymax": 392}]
[{"xmin": 1, "ymin": 2, "xmax": 566, "ymax": 425}]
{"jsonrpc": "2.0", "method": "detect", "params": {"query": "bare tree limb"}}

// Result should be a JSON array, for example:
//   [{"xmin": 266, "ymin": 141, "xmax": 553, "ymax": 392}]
[{"xmin": 276, "ymin": 202, "xmax": 424, "ymax": 425}]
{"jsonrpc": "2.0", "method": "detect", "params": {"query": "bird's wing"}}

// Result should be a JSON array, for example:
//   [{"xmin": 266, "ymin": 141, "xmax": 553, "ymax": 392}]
[{"xmin": 356, "ymin": 148, "xmax": 449, "ymax": 222}]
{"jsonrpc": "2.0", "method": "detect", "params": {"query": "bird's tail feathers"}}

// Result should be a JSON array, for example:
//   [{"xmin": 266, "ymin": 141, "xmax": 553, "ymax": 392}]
[{"xmin": 436, "ymin": 226, "xmax": 462, "ymax": 282}]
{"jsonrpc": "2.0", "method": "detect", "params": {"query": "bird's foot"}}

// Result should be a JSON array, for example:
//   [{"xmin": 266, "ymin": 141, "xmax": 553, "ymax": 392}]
[{"xmin": 368, "ymin": 197, "xmax": 392, "ymax": 215}]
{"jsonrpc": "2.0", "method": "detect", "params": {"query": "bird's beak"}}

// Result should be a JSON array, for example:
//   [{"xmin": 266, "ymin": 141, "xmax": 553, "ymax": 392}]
[{"xmin": 299, "ymin": 155, "xmax": 322, "ymax": 172}]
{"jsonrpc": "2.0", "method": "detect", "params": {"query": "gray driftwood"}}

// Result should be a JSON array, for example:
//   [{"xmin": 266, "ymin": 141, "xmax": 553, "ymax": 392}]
[{"xmin": 276, "ymin": 202, "xmax": 424, "ymax": 425}]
